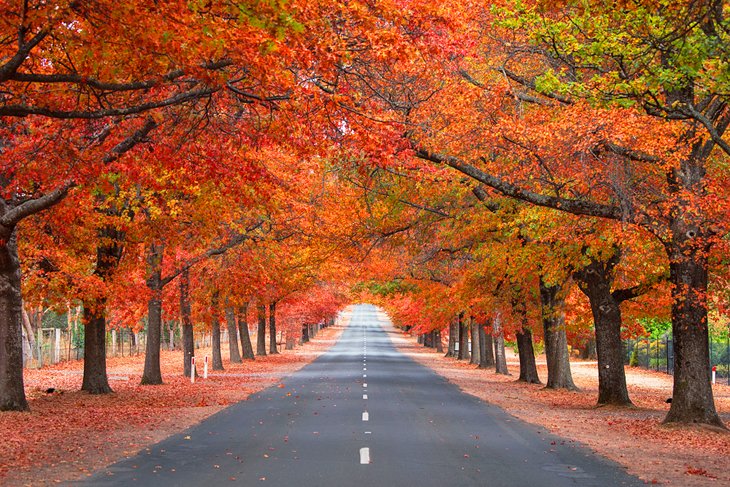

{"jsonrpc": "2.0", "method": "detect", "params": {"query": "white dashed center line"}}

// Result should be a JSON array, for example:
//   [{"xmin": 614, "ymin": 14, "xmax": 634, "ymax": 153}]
[
  {"xmin": 360, "ymin": 447, "xmax": 370, "ymax": 464},
  {"xmin": 362, "ymin": 411, "xmax": 369, "ymax": 421},
  {"xmin": 363, "ymin": 394, "xmax": 368, "ymax": 399}
]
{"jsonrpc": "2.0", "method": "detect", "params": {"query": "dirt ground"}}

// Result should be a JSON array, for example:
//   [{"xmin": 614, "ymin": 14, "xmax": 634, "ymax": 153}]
[
  {"xmin": 390, "ymin": 327, "xmax": 730, "ymax": 487},
  {"xmin": 0, "ymin": 323, "xmax": 344, "ymax": 486}
]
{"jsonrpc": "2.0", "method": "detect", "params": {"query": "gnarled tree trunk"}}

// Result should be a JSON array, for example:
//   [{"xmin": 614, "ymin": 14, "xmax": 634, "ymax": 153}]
[
  {"xmin": 493, "ymin": 314, "xmax": 509, "ymax": 375},
  {"xmin": 470, "ymin": 318, "xmax": 480, "ymax": 365},
  {"xmin": 269, "ymin": 301, "xmax": 278, "ymax": 355},
  {"xmin": 141, "ymin": 242, "xmax": 164, "ymax": 385},
  {"xmin": 435, "ymin": 329, "xmax": 444, "ymax": 353},
  {"xmin": 457, "ymin": 312, "xmax": 469, "ymax": 361},
  {"xmin": 446, "ymin": 320, "xmax": 457, "ymax": 357},
  {"xmin": 256, "ymin": 303, "xmax": 267, "ymax": 355},
  {"xmin": 664, "ymin": 236, "xmax": 720, "ymax": 425},
  {"xmin": 237, "ymin": 304, "xmax": 255, "ymax": 360},
  {"xmin": 211, "ymin": 292, "xmax": 223, "ymax": 371},
  {"xmin": 516, "ymin": 327, "xmax": 540, "ymax": 383},
  {"xmin": 82, "ymin": 224, "xmax": 124, "ymax": 395},
  {"xmin": 575, "ymin": 254, "xmax": 632, "ymax": 406},
  {"xmin": 539, "ymin": 277, "xmax": 577, "ymax": 390},
  {"xmin": 478, "ymin": 322, "xmax": 495, "ymax": 369},
  {"xmin": 180, "ymin": 268, "xmax": 195, "ymax": 377},
  {"xmin": 226, "ymin": 306, "xmax": 242, "ymax": 363},
  {"xmin": 0, "ymin": 228, "xmax": 28, "ymax": 411}
]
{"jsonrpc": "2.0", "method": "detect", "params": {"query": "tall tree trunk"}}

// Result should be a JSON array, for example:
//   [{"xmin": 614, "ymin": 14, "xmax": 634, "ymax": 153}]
[
  {"xmin": 435, "ymin": 329, "xmax": 444, "ymax": 353},
  {"xmin": 269, "ymin": 301, "xmax": 279, "ymax": 355},
  {"xmin": 478, "ymin": 323, "xmax": 495, "ymax": 368},
  {"xmin": 493, "ymin": 313, "xmax": 509, "ymax": 375},
  {"xmin": 302, "ymin": 323, "xmax": 309, "ymax": 343},
  {"xmin": 141, "ymin": 289, "xmax": 163, "ymax": 384},
  {"xmin": 0, "ymin": 228, "xmax": 28, "ymax": 411},
  {"xmin": 285, "ymin": 333, "xmax": 295, "ymax": 350},
  {"xmin": 422, "ymin": 332, "xmax": 430, "ymax": 348},
  {"xmin": 21, "ymin": 302, "xmax": 36, "ymax": 361},
  {"xmin": 256, "ymin": 303, "xmax": 267, "ymax": 356},
  {"xmin": 180, "ymin": 268, "xmax": 195, "ymax": 377},
  {"xmin": 470, "ymin": 318, "xmax": 480, "ymax": 365},
  {"xmin": 575, "ymin": 255, "xmax": 632, "ymax": 406},
  {"xmin": 516, "ymin": 327, "xmax": 540, "ymax": 383},
  {"xmin": 540, "ymin": 278, "xmax": 578, "ymax": 390},
  {"xmin": 417, "ymin": 334, "xmax": 424, "ymax": 345},
  {"xmin": 211, "ymin": 292, "xmax": 224, "ymax": 371},
  {"xmin": 457, "ymin": 312, "xmax": 469, "ymax": 360},
  {"xmin": 237, "ymin": 304, "xmax": 255, "ymax": 360},
  {"xmin": 446, "ymin": 320, "xmax": 457, "ymax": 357},
  {"xmin": 226, "ymin": 306, "xmax": 242, "ymax": 363},
  {"xmin": 82, "ymin": 225, "xmax": 124, "ymax": 395},
  {"xmin": 141, "ymin": 243, "xmax": 164, "ymax": 385},
  {"xmin": 664, "ymin": 240, "xmax": 720, "ymax": 425}
]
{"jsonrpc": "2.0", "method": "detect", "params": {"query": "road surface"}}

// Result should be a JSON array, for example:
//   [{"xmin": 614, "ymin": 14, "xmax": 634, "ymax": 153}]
[{"xmin": 80, "ymin": 304, "xmax": 644, "ymax": 486}]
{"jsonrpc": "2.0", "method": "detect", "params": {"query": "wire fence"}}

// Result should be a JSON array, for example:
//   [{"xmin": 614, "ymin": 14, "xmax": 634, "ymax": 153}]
[
  {"xmin": 22, "ymin": 324, "xmax": 231, "ymax": 369},
  {"xmin": 624, "ymin": 334, "xmax": 730, "ymax": 385}
]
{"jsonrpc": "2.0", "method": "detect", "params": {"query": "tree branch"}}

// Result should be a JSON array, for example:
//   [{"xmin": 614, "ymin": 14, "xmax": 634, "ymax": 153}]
[
  {"xmin": 0, "ymin": 28, "xmax": 49, "ymax": 83},
  {"xmin": 160, "ymin": 221, "xmax": 264, "ymax": 287},
  {"xmin": 1, "ymin": 181, "xmax": 75, "ymax": 227},
  {"xmin": 415, "ymin": 148, "xmax": 624, "ymax": 221},
  {"xmin": 0, "ymin": 88, "xmax": 216, "ymax": 119}
]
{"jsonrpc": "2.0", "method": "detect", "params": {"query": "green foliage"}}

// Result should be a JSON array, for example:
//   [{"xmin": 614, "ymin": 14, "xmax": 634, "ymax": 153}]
[
  {"xmin": 496, "ymin": 1, "xmax": 730, "ymax": 109},
  {"xmin": 638, "ymin": 317, "xmax": 671, "ymax": 339},
  {"xmin": 353, "ymin": 279, "xmax": 418, "ymax": 297}
]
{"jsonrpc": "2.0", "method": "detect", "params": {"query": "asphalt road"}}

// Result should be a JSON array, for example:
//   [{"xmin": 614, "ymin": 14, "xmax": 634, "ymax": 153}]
[{"xmin": 80, "ymin": 304, "xmax": 645, "ymax": 486}]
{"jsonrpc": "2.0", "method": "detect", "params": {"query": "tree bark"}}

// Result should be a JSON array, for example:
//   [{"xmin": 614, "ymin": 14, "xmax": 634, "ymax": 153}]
[
  {"xmin": 478, "ymin": 322, "xmax": 495, "ymax": 369},
  {"xmin": 225, "ymin": 306, "xmax": 242, "ymax": 363},
  {"xmin": 0, "ymin": 228, "xmax": 28, "ymax": 411},
  {"xmin": 302, "ymin": 323, "xmax": 310, "ymax": 343},
  {"xmin": 446, "ymin": 319, "xmax": 457, "ymax": 357},
  {"xmin": 435, "ymin": 329, "xmax": 444, "ymax": 353},
  {"xmin": 664, "ymin": 241, "xmax": 721, "ymax": 425},
  {"xmin": 21, "ymin": 302, "xmax": 35, "ymax": 361},
  {"xmin": 269, "ymin": 301, "xmax": 279, "ymax": 354},
  {"xmin": 493, "ymin": 313, "xmax": 509, "ymax": 375},
  {"xmin": 285, "ymin": 333, "xmax": 295, "ymax": 350},
  {"xmin": 470, "ymin": 318, "xmax": 480, "ymax": 365},
  {"xmin": 82, "ymin": 224, "xmax": 124, "ymax": 395},
  {"xmin": 256, "ymin": 303, "xmax": 267, "ymax": 356},
  {"xmin": 210, "ymin": 292, "xmax": 224, "ymax": 371},
  {"xmin": 540, "ymin": 277, "xmax": 577, "ymax": 390},
  {"xmin": 574, "ymin": 254, "xmax": 632, "ymax": 406},
  {"xmin": 141, "ymin": 242, "xmax": 164, "ymax": 385},
  {"xmin": 516, "ymin": 327, "xmax": 541, "ymax": 383},
  {"xmin": 180, "ymin": 268, "xmax": 195, "ymax": 378},
  {"xmin": 237, "ymin": 304, "xmax": 255, "ymax": 360},
  {"xmin": 457, "ymin": 312, "xmax": 469, "ymax": 361}
]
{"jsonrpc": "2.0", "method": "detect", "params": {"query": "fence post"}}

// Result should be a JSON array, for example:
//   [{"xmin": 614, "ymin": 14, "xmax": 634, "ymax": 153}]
[
  {"xmin": 37, "ymin": 328, "xmax": 43, "ymax": 368},
  {"xmin": 54, "ymin": 328, "xmax": 61, "ymax": 364}
]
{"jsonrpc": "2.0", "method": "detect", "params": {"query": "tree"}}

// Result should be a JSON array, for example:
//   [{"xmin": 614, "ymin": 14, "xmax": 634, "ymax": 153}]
[{"xmin": 407, "ymin": 1, "xmax": 729, "ymax": 425}]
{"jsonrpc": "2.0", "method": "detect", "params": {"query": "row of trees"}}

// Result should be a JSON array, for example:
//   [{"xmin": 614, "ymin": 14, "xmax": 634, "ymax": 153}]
[
  {"xmin": 338, "ymin": 1, "xmax": 729, "ymax": 427},
  {"xmin": 1, "ymin": 1, "xmax": 728, "ymax": 430}
]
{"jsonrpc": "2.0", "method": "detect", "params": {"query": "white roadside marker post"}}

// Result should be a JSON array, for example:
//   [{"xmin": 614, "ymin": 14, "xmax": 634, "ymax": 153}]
[
  {"xmin": 191, "ymin": 357, "xmax": 196, "ymax": 384},
  {"xmin": 204, "ymin": 355, "xmax": 209, "ymax": 379}
]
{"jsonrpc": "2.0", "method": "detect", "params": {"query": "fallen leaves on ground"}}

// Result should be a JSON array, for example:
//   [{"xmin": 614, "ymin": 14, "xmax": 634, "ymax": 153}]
[
  {"xmin": 0, "ymin": 325, "xmax": 343, "ymax": 486},
  {"xmin": 392, "ymin": 327, "xmax": 730, "ymax": 487}
]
